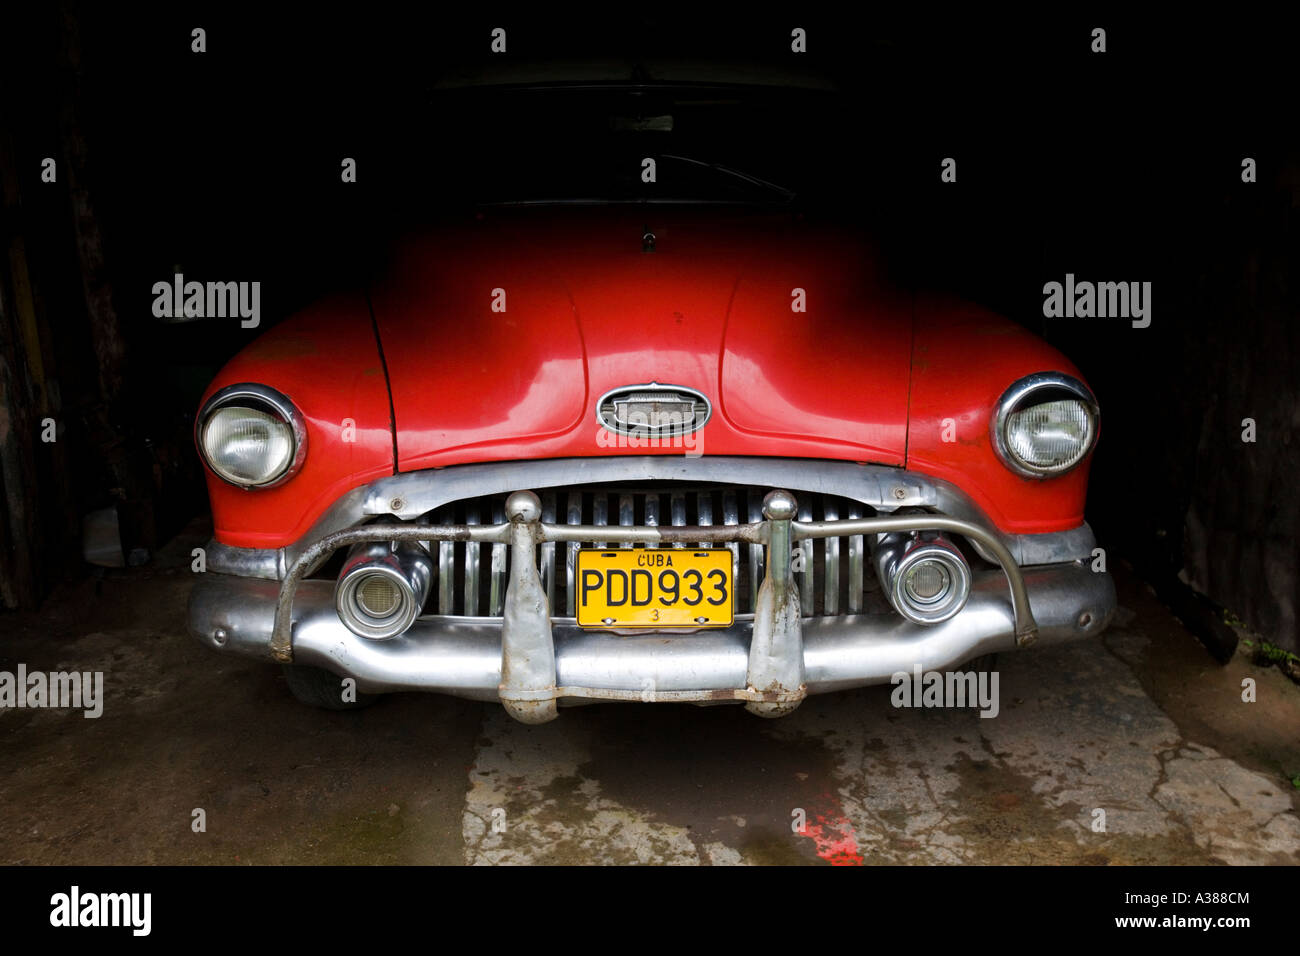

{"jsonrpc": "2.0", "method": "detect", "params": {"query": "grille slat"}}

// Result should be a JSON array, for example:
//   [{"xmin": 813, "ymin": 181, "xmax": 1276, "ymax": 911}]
[
  {"xmin": 748, "ymin": 494, "xmax": 764, "ymax": 613},
  {"xmin": 823, "ymin": 500, "xmax": 840, "ymax": 616},
  {"xmin": 489, "ymin": 501, "xmax": 506, "ymax": 615},
  {"xmin": 723, "ymin": 490, "xmax": 740, "ymax": 608},
  {"xmin": 593, "ymin": 494, "xmax": 608, "ymax": 548},
  {"xmin": 565, "ymin": 492, "xmax": 581, "ymax": 615},
  {"xmin": 438, "ymin": 539, "xmax": 454, "ymax": 614},
  {"xmin": 848, "ymin": 504, "xmax": 864, "ymax": 613},
  {"xmin": 619, "ymin": 493, "xmax": 634, "ymax": 548},
  {"xmin": 798, "ymin": 501, "xmax": 814, "ymax": 611},
  {"xmin": 697, "ymin": 492, "xmax": 713, "ymax": 548},
  {"xmin": 465, "ymin": 504, "xmax": 481, "ymax": 616},
  {"xmin": 669, "ymin": 492, "xmax": 686, "ymax": 548},
  {"xmin": 540, "ymin": 491, "xmax": 557, "ymax": 613}
]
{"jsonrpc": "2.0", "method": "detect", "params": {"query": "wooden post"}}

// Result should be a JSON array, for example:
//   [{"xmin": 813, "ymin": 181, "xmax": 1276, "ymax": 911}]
[{"xmin": 0, "ymin": 129, "xmax": 46, "ymax": 608}]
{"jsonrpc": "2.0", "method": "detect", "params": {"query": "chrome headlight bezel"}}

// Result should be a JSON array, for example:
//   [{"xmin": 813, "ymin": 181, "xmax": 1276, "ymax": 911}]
[
  {"xmin": 889, "ymin": 538, "xmax": 972, "ymax": 625},
  {"xmin": 196, "ymin": 383, "xmax": 307, "ymax": 489},
  {"xmin": 334, "ymin": 541, "xmax": 433, "ymax": 641},
  {"xmin": 991, "ymin": 372, "xmax": 1099, "ymax": 478}
]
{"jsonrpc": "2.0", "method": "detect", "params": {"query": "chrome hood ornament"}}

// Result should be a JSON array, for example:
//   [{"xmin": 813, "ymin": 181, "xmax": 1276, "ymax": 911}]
[{"xmin": 596, "ymin": 382, "xmax": 711, "ymax": 437}]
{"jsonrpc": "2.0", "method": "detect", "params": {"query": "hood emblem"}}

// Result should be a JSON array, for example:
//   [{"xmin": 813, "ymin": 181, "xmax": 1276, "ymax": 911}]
[{"xmin": 596, "ymin": 382, "xmax": 711, "ymax": 437}]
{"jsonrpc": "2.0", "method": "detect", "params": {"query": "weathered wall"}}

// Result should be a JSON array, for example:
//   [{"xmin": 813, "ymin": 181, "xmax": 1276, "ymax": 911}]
[{"xmin": 1182, "ymin": 159, "xmax": 1300, "ymax": 651}]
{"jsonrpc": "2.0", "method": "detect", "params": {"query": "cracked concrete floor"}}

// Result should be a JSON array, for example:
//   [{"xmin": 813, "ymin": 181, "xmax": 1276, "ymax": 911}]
[{"xmin": 2, "ymin": 520, "xmax": 1298, "ymax": 865}]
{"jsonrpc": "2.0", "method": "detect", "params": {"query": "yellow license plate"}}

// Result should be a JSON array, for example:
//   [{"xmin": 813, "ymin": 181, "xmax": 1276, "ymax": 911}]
[{"xmin": 575, "ymin": 548, "xmax": 733, "ymax": 628}]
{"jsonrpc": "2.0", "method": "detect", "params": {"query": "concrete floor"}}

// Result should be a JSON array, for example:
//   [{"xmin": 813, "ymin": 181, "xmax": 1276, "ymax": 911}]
[{"xmin": 2, "ymin": 519, "xmax": 1298, "ymax": 865}]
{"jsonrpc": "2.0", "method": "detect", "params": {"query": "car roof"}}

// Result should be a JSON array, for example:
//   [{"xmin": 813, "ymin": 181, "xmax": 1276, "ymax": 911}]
[{"xmin": 430, "ymin": 59, "xmax": 840, "ymax": 93}]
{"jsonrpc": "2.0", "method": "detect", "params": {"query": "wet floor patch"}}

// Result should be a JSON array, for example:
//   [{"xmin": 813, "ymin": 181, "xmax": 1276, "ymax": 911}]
[
  {"xmin": 761, "ymin": 626, "xmax": 1300, "ymax": 865},
  {"xmin": 1, "ymin": 545, "xmax": 484, "ymax": 865},
  {"xmin": 1104, "ymin": 568, "xmax": 1300, "ymax": 796},
  {"xmin": 463, "ymin": 704, "xmax": 829, "ymax": 864},
  {"xmin": 462, "ymin": 612, "xmax": 1299, "ymax": 865}
]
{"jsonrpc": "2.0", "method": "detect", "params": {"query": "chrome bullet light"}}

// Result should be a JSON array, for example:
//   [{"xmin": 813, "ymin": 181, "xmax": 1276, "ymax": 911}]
[
  {"xmin": 991, "ymin": 372, "xmax": 1099, "ymax": 478},
  {"xmin": 197, "ymin": 383, "xmax": 307, "ymax": 488},
  {"xmin": 874, "ymin": 531, "xmax": 972, "ymax": 625},
  {"xmin": 335, "ymin": 540, "xmax": 433, "ymax": 640}
]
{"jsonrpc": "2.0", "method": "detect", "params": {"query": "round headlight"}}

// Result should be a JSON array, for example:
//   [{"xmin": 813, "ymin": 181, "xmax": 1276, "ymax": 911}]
[
  {"xmin": 992, "ymin": 373, "xmax": 1098, "ymax": 478},
  {"xmin": 197, "ymin": 384, "xmax": 306, "ymax": 488}
]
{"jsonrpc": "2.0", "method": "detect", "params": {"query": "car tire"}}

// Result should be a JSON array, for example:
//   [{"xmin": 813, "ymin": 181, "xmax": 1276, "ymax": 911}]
[{"xmin": 281, "ymin": 664, "xmax": 378, "ymax": 710}]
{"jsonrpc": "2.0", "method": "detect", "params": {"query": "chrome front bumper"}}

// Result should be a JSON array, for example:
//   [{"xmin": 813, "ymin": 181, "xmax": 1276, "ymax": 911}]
[{"xmin": 187, "ymin": 485, "xmax": 1116, "ymax": 723}]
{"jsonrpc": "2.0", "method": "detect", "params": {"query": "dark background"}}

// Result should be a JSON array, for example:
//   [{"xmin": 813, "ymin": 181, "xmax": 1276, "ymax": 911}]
[{"xmin": 1, "ymin": 6, "xmax": 1296, "ymax": 652}]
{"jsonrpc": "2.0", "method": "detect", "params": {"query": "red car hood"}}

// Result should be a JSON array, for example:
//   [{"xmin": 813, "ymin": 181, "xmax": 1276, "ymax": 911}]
[{"xmin": 368, "ymin": 207, "xmax": 913, "ymax": 469}]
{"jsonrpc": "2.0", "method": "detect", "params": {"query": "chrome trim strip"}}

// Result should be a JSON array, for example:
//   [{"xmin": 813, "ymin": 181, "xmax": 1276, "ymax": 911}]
[{"xmin": 204, "ymin": 540, "xmax": 287, "ymax": 580}]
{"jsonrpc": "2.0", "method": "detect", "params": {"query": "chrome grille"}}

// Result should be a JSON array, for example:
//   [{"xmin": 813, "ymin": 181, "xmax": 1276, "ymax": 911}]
[{"xmin": 420, "ymin": 483, "xmax": 877, "ymax": 618}]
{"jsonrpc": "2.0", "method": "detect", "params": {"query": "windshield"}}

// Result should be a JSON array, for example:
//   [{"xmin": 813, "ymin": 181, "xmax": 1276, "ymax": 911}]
[{"xmin": 368, "ymin": 84, "xmax": 858, "ymax": 213}]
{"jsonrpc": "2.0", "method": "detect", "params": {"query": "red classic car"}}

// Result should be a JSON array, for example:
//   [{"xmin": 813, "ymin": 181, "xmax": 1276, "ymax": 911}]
[{"xmin": 186, "ymin": 75, "xmax": 1115, "ymax": 721}]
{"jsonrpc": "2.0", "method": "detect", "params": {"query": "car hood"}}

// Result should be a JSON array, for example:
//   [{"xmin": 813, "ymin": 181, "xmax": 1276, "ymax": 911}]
[{"xmin": 367, "ymin": 207, "xmax": 914, "ymax": 469}]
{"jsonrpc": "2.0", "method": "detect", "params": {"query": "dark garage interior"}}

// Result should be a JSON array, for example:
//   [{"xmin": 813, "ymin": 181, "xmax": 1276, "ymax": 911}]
[{"xmin": 0, "ymin": 6, "xmax": 1297, "ymax": 880}]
